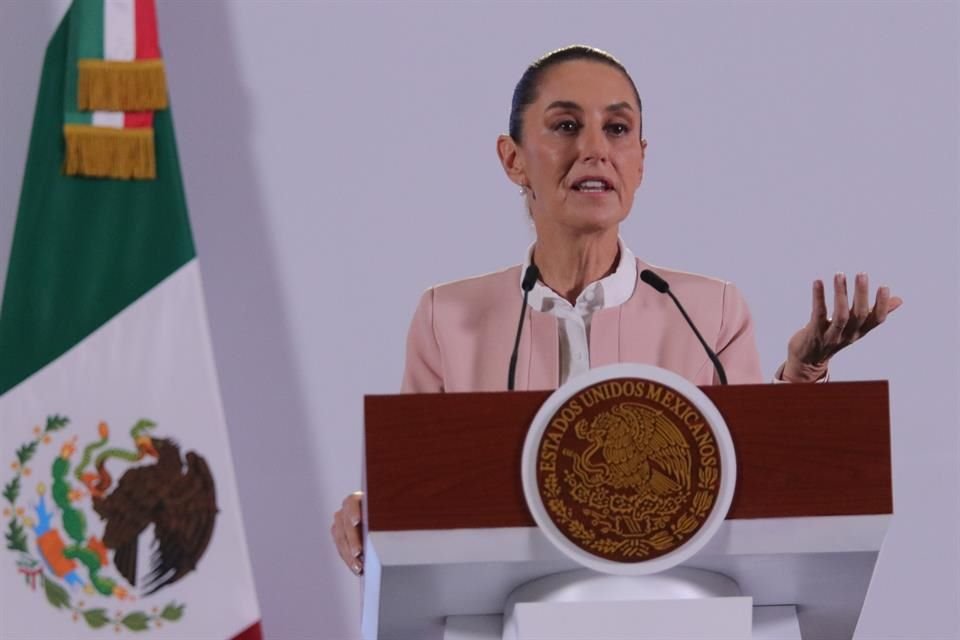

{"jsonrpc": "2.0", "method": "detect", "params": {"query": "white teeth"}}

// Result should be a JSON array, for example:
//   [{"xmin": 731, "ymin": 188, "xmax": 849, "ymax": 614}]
[{"xmin": 575, "ymin": 180, "xmax": 609, "ymax": 191}]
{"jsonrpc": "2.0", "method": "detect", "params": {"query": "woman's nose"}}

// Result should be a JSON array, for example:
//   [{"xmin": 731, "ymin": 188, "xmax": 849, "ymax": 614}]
[{"xmin": 578, "ymin": 126, "xmax": 610, "ymax": 163}]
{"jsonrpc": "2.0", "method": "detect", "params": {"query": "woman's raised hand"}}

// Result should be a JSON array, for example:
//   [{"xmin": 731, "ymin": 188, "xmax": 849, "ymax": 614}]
[{"xmin": 782, "ymin": 272, "xmax": 902, "ymax": 382}]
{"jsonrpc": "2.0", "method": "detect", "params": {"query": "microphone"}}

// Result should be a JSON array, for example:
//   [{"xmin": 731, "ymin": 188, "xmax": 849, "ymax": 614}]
[
  {"xmin": 639, "ymin": 269, "xmax": 728, "ymax": 385},
  {"xmin": 508, "ymin": 264, "xmax": 540, "ymax": 390}
]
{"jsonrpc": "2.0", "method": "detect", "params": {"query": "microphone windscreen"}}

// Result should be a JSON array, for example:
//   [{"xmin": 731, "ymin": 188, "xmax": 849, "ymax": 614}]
[
  {"xmin": 640, "ymin": 269, "xmax": 670, "ymax": 293},
  {"xmin": 521, "ymin": 264, "xmax": 541, "ymax": 292}
]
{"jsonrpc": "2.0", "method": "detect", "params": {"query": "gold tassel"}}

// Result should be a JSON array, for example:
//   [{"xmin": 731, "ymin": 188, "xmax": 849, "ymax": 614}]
[
  {"xmin": 64, "ymin": 124, "xmax": 156, "ymax": 180},
  {"xmin": 77, "ymin": 59, "xmax": 168, "ymax": 112}
]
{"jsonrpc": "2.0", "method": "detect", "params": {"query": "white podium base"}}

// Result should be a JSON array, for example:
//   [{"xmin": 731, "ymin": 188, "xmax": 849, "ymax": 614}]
[
  {"xmin": 500, "ymin": 568, "xmax": 749, "ymax": 640},
  {"xmin": 367, "ymin": 515, "xmax": 888, "ymax": 639},
  {"xmin": 444, "ymin": 606, "xmax": 800, "ymax": 640},
  {"xmin": 510, "ymin": 597, "xmax": 752, "ymax": 640}
]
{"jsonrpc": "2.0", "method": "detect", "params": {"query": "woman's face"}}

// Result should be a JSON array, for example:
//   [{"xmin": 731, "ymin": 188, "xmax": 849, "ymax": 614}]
[{"xmin": 499, "ymin": 60, "xmax": 647, "ymax": 235}]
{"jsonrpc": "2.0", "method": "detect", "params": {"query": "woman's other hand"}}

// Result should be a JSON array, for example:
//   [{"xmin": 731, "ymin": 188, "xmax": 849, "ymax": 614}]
[
  {"xmin": 331, "ymin": 491, "xmax": 364, "ymax": 575},
  {"xmin": 783, "ymin": 272, "xmax": 902, "ymax": 382}
]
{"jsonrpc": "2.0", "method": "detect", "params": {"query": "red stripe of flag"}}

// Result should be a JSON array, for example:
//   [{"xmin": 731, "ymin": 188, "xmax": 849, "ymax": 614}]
[
  {"xmin": 134, "ymin": 0, "xmax": 161, "ymax": 59},
  {"xmin": 124, "ymin": 111, "xmax": 154, "ymax": 128},
  {"xmin": 232, "ymin": 621, "xmax": 264, "ymax": 640}
]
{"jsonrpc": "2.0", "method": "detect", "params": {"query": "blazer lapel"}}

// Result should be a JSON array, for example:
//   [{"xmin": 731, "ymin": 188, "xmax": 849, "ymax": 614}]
[
  {"xmin": 524, "ymin": 309, "xmax": 559, "ymax": 390},
  {"xmin": 590, "ymin": 306, "xmax": 622, "ymax": 369}
]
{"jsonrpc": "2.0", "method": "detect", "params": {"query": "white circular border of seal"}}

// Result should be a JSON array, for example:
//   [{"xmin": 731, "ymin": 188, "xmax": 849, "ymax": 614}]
[{"xmin": 521, "ymin": 363, "xmax": 737, "ymax": 575}]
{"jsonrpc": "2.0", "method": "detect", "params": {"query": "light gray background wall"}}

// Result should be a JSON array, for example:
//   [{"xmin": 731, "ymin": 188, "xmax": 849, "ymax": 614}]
[{"xmin": 1, "ymin": 1, "xmax": 957, "ymax": 639}]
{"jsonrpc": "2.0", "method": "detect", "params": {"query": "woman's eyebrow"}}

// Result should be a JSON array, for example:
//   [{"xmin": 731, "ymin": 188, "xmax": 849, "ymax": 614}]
[
  {"xmin": 544, "ymin": 100, "xmax": 635, "ymax": 113},
  {"xmin": 545, "ymin": 100, "xmax": 583, "ymax": 112},
  {"xmin": 606, "ymin": 102, "xmax": 634, "ymax": 113}
]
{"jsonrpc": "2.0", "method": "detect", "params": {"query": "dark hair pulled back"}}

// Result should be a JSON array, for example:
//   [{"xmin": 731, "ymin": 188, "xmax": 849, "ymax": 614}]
[{"xmin": 509, "ymin": 45, "xmax": 643, "ymax": 144}]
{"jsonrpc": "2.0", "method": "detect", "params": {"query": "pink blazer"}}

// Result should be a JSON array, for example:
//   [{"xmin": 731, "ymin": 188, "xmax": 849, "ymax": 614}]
[{"xmin": 401, "ymin": 258, "xmax": 764, "ymax": 393}]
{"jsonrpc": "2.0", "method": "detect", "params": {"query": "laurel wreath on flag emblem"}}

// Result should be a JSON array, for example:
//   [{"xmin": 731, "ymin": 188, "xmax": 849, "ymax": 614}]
[{"xmin": 4, "ymin": 415, "xmax": 218, "ymax": 632}]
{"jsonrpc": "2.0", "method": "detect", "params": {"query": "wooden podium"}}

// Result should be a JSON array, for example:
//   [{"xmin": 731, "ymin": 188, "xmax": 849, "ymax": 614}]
[{"xmin": 361, "ymin": 381, "xmax": 892, "ymax": 640}]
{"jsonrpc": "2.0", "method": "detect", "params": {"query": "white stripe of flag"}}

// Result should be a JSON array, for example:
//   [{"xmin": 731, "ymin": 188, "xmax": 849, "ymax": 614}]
[{"xmin": 104, "ymin": 0, "xmax": 136, "ymax": 61}]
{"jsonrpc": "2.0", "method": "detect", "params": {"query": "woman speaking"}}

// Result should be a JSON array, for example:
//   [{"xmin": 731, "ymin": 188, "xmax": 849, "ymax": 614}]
[{"xmin": 330, "ymin": 45, "xmax": 900, "ymax": 575}]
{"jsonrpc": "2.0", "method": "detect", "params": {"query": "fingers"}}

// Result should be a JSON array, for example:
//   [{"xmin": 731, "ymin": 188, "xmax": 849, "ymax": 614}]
[
  {"xmin": 330, "ymin": 492, "xmax": 365, "ymax": 575},
  {"xmin": 823, "ymin": 272, "xmax": 849, "ymax": 343},
  {"xmin": 874, "ymin": 287, "xmax": 903, "ymax": 323},
  {"xmin": 343, "ymin": 491, "xmax": 363, "ymax": 530},
  {"xmin": 872, "ymin": 285, "xmax": 891, "ymax": 325},
  {"xmin": 331, "ymin": 511, "xmax": 360, "ymax": 574},
  {"xmin": 851, "ymin": 273, "xmax": 870, "ymax": 322},
  {"xmin": 810, "ymin": 279, "xmax": 827, "ymax": 325},
  {"xmin": 861, "ymin": 286, "xmax": 903, "ymax": 333},
  {"xmin": 843, "ymin": 272, "xmax": 871, "ymax": 339},
  {"xmin": 342, "ymin": 493, "xmax": 364, "ymax": 563},
  {"xmin": 331, "ymin": 511, "xmax": 353, "ymax": 573},
  {"xmin": 799, "ymin": 270, "xmax": 900, "ymax": 363}
]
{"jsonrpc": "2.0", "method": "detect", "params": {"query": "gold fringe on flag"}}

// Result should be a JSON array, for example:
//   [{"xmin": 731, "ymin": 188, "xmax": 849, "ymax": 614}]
[
  {"xmin": 77, "ymin": 59, "xmax": 168, "ymax": 112},
  {"xmin": 63, "ymin": 124, "xmax": 156, "ymax": 180}
]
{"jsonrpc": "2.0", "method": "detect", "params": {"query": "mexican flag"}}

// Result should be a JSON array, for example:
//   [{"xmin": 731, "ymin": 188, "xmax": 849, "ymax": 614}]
[{"xmin": 0, "ymin": 2, "xmax": 262, "ymax": 638}]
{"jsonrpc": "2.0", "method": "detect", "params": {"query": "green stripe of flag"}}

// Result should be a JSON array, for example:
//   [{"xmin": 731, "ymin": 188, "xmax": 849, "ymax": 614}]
[
  {"xmin": 64, "ymin": 0, "xmax": 103, "ymax": 119},
  {"xmin": 0, "ymin": 8, "xmax": 195, "ymax": 395},
  {"xmin": 63, "ymin": 110, "xmax": 93, "ymax": 125},
  {"xmin": 72, "ymin": 0, "xmax": 104, "ymax": 59}
]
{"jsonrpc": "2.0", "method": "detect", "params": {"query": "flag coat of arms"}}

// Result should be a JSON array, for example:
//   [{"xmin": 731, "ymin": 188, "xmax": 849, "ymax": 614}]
[{"xmin": 0, "ymin": 1, "xmax": 262, "ymax": 638}]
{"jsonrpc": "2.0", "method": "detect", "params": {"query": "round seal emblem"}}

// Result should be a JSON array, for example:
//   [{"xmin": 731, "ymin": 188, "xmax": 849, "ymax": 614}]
[{"xmin": 522, "ymin": 364, "xmax": 736, "ymax": 575}]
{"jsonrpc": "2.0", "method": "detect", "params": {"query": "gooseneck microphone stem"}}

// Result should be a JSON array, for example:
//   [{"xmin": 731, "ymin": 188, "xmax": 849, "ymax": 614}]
[
  {"xmin": 508, "ymin": 264, "xmax": 541, "ymax": 391},
  {"xmin": 640, "ymin": 269, "xmax": 728, "ymax": 386},
  {"xmin": 664, "ymin": 289, "xmax": 728, "ymax": 385}
]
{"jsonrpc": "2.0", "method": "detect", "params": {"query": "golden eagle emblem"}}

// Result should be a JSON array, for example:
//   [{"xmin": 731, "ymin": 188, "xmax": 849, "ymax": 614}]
[
  {"xmin": 573, "ymin": 402, "xmax": 691, "ymax": 498},
  {"xmin": 535, "ymin": 379, "xmax": 722, "ymax": 563}
]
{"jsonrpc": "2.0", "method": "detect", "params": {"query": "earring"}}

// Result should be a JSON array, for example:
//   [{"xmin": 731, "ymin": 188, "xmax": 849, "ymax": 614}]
[{"xmin": 519, "ymin": 186, "xmax": 527, "ymax": 196}]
